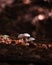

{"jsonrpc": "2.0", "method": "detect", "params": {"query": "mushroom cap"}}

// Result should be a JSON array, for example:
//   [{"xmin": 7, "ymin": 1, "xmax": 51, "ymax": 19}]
[
  {"xmin": 18, "ymin": 34, "xmax": 24, "ymax": 38},
  {"xmin": 18, "ymin": 33, "xmax": 30, "ymax": 39},
  {"xmin": 3, "ymin": 35, "xmax": 9, "ymax": 39},
  {"xmin": 23, "ymin": 33, "xmax": 30, "ymax": 37},
  {"xmin": 29, "ymin": 37, "xmax": 35, "ymax": 41}
]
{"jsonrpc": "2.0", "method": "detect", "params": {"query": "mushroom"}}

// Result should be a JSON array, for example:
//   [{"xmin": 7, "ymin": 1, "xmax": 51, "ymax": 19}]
[
  {"xmin": 18, "ymin": 33, "xmax": 30, "ymax": 43},
  {"xmin": 18, "ymin": 34, "xmax": 25, "ymax": 45},
  {"xmin": 18, "ymin": 34, "xmax": 24, "ymax": 39},
  {"xmin": 23, "ymin": 33, "xmax": 31, "ymax": 42},
  {"xmin": 28, "ymin": 37, "xmax": 35, "ymax": 44},
  {"xmin": 3, "ymin": 35, "xmax": 9, "ymax": 39},
  {"xmin": 29, "ymin": 37, "xmax": 35, "ymax": 41},
  {"xmin": 23, "ymin": 33, "xmax": 30, "ymax": 38},
  {"xmin": 28, "ymin": 37, "xmax": 36, "ymax": 47}
]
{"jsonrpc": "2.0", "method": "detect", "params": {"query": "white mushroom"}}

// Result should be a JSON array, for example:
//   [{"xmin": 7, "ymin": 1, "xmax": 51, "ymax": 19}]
[
  {"xmin": 18, "ymin": 33, "xmax": 30, "ymax": 38},
  {"xmin": 18, "ymin": 33, "xmax": 30, "ymax": 43},
  {"xmin": 22, "ymin": 33, "xmax": 31, "ymax": 43},
  {"xmin": 3, "ymin": 35, "xmax": 9, "ymax": 39},
  {"xmin": 29, "ymin": 37, "xmax": 35, "ymax": 41},
  {"xmin": 23, "ymin": 33, "xmax": 30, "ymax": 38},
  {"xmin": 18, "ymin": 34, "xmax": 24, "ymax": 39}
]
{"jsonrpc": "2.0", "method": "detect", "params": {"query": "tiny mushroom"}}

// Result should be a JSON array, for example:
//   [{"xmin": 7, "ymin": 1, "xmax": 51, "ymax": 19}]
[
  {"xmin": 3, "ymin": 35, "xmax": 9, "ymax": 39},
  {"xmin": 23, "ymin": 33, "xmax": 31, "ymax": 42},
  {"xmin": 18, "ymin": 34, "xmax": 25, "ymax": 44},
  {"xmin": 29, "ymin": 37, "xmax": 35, "ymax": 41},
  {"xmin": 18, "ymin": 33, "xmax": 31, "ymax": 43},
  {"xmin": 23, "ymin": 33, "xmax": 30, "ymax": 38},
  {"xmin": 18, "ymin": 34, "xmax": 24, "ymax": 39},
  {"xmin": 28, "ymin": 37, "xmax": 36, "ymax": 47}
]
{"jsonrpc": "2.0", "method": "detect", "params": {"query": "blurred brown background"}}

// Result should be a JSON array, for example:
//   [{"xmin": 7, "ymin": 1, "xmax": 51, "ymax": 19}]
[{"xmin": 0, "ymin": 0, "xmax": 52, "ymax": 41}]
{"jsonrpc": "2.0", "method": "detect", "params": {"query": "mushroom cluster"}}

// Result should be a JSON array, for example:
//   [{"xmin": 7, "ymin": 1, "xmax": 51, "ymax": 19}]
[
  {"xmin": 0, "ymin": 33, "xmax": 35, "ymax": 46},
  {"xmin": 18, "ymin": 33, "xmax": 35, "ymax": 46}
]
